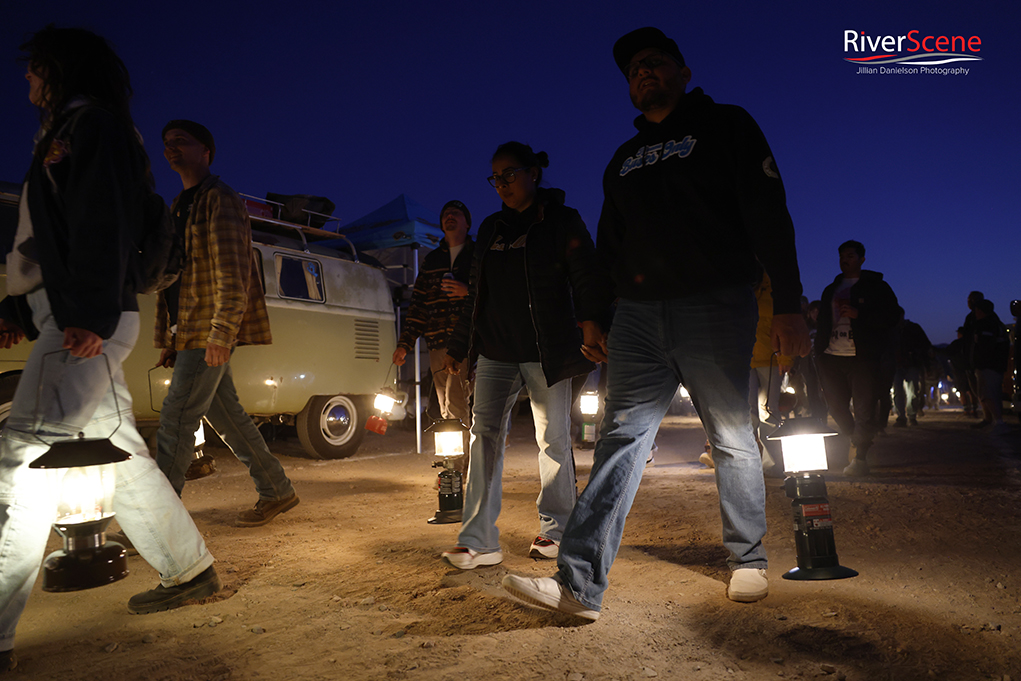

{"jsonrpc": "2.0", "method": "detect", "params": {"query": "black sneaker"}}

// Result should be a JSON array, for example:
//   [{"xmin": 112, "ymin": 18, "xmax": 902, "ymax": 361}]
[
  {"xmin": 1, "ymin": 649, "xmax": 16, "ymax": 672},
  {"xmin": 127, "ymin": 566, "xmax": 221, "ymax": 614}
]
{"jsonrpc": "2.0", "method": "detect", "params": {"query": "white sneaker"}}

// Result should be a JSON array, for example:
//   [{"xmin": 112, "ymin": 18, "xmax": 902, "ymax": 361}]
[
  {"xmin": 699, "ymin": 451, "xmax": 715, "ymax": 469},
  {"xmin": 501, "ymin": 575, "xmax": 600, "ymax": 620},
  {"xmin": 529, "ymin": 536, "xmax": 559, "ymax": 559},
  {"xmin": 728, "ymin": 568, "xmax": 768, "ymax": 602},
  {"xmin": 440, "ymin": 547, "xmax": 503, "ymax": 570},
  {"xmin": 842, "ymin": 458, "xmax": 870, "ymax": 476}
]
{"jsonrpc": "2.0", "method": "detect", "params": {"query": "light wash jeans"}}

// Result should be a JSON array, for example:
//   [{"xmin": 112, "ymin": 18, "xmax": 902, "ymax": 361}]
[
  {"xmin": 457, "ymin": 356, "xmax": 576, "ymax": 552},
  {"xmin": 893, "ymin": 366, "xmax": 920, "ymax": 419},
  {"xmin": 156, "ymin": 348, "xmax": 294, "ymax": 501},
  {"xmin": 556, "ymin": 289, "xmax": 765, "ymax": 611},
  {"xmin": 0, "ymin": 289, "xmax": 214, "ymax": 650}
]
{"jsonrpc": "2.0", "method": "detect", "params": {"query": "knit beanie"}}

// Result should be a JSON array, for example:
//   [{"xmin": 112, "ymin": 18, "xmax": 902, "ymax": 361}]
[{"xmin": 162, "ymin": 119, "xmax": 216, "ymax": 164}]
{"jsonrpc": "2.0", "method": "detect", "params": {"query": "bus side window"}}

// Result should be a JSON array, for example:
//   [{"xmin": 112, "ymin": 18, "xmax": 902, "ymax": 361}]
[{"xmin": 275, "ymin": 254, "xmax": 325, "ymax": 302}]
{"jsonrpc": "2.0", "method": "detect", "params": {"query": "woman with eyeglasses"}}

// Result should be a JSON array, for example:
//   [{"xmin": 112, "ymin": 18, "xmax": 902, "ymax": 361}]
[{"xmin": 440, "ymin": 141, "xmax": 608, "ymax": 570}]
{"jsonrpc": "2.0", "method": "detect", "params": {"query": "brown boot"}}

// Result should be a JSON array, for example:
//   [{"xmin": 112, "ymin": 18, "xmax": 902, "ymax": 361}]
[{"xmin": 236, "ymin": 493, "xmax": 300, "ymax": 527}]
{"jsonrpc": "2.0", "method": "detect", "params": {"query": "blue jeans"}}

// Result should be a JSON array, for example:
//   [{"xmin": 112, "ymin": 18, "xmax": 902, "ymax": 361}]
[
  {"xmin": 457, "ymin": 356, "xmax": 576, "ymax": 552},
  {"xmin": 816, "ymin": 353, "xmax": 880, "ymax": 454},
  {"xmin": 0, "ymin": 290, "xmax": 214, "ymax": 649},
  {"xmin": 556, "ymin": 289, "xmax": 764, "ymax": 611},
  {"xmin": 156, "ymin": 349, "xmax": 294, "ymax": 501}
]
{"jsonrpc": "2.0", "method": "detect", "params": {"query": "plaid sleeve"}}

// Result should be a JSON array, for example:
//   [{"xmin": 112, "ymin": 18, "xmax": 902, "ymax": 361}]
[{"xmin": 204, "ymin": 187, "xmax": 251, "ymax": 348}]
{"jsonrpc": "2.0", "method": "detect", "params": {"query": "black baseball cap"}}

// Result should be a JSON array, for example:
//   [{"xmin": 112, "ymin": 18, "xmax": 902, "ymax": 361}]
[{"xmin": 613, "ymin": 27, "xmax": 685, "ymax": 76}]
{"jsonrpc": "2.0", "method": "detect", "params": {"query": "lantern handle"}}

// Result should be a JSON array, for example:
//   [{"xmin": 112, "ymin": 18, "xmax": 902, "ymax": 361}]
[
  {"xmin": 428, "ymin": 362, "xmax": 470, "ymax": 397},
  {"xmin": 373, "ymin": 362, "xmax": 396, "ymax": 394},
  {"xmin": 761, "ymin": 351, "xmax": 784, "ymax": 427},
  {"xmin": 26, "ymin": 350, "xmax": 123, "ymax": 445}
]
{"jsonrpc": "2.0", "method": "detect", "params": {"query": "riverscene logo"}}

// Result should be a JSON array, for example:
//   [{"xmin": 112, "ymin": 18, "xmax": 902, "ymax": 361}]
[{"xmin": 844, "ymin": 30, "xmax": 982, "ymax": 75}]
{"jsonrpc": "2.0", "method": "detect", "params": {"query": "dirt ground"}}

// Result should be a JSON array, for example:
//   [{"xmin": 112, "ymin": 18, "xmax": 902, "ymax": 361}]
[{"xmin": 7, "ymin": 408, "xmax": 1021, "ymax": 681}]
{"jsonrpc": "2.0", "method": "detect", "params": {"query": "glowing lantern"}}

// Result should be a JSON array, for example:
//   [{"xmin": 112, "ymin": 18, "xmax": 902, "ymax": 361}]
[
  {"xmin": 425, "ymin": 419, "xmax": 468, "ymax": 524},
  {"xmin": 766, "ymin": 418, "xmax": 858, "ymax": 581},
  {"xmin": 29, "ymin": 435, "xmax": 131, "ymax": 592},
  {"xmin": 579, "ymin": 390, "xmax": 599, "ymax": 449}
]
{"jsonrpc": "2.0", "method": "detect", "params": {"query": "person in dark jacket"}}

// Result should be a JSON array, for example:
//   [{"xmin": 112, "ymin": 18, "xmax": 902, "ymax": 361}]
[
  {"xmin": 0, "ymin": 27, "xmax": 219, "ymax": 673},
  {"xmin": 393, "ymin": 200, "xmax": 474, "ymax": 424},
  {"xmin": 440, "ymin": 142, "xmax": 607, "ymax": 570},
  {"xmin": 960, "ymin": 291, "xmax": 985, "ymax": 418},
  {"xmin": 502, "ymin": 27, "xmax": 811, "ymax": 617},
  {"xmin": 815, "ymin": 240, "xmax": 899, "ymax": 476},
  {"xmin": 970, "ymin": 299, "xmax": 1010, "ymax": 433},
  {"xmin": 891, "ymin": 307, "xmax": 932, "ymax": 427},
  {"xmin": 946, "ymin": 326, "xmax": 977, "ymax": 415}
]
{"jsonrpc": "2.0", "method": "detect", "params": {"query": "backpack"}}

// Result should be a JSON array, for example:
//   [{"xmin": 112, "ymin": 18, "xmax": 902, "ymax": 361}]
[
  {"xmin": 135, "ymin": 183, "xmax": 184, "ymax": 294},
  {"xmin": 44, "ymin": 104, "xmax": 184, "ymax": 295}
]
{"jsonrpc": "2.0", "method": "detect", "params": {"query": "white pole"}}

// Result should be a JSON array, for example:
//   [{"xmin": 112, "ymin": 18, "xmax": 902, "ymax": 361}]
[{"xmin": 411, "ymin": 244, "xmax": 422, "ymax": 454}]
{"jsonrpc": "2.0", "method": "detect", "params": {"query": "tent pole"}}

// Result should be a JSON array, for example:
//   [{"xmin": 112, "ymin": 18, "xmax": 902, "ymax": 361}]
[{"xmin": 412, "ymin": 243, "xmax": 422, "ymax": 454}]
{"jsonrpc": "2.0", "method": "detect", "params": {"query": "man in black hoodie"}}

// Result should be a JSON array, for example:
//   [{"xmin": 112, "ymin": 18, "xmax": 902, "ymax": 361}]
[
  {"xmin": 502, "ymin": 27, "xmax": 810, "ymax": 616},
  {"xmin": 815, "ymin": 240, "xmax": 899, "ymax": 476}
]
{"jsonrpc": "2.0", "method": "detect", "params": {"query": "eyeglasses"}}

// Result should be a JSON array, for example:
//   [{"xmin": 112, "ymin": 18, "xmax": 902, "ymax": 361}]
[
  {"xmin": 486, "ymin": 167, "xmax": 530, "ymax": 188},
  {"xmin": 624, "ymin": 54, "xmax": 673, "ymax": 81}
]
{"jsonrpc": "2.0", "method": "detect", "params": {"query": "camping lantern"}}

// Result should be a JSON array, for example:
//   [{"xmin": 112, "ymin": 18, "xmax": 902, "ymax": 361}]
[
  {"xmin": 28, "ymin": 435, "xmax": 132, "ymax": 592},
  {"xmin": 185, "ymin": 420, "xmax": 216, "ymax": 480},
  {"xmin": 426, "ymin": 418, "xmax": 468, "ymax": 525},
  {"xmin": 766, "ymin": 418, "xmax": 858, "ymax": 581},
  {"xmin": 579, "ymin": 390, "xmax": 599, "ymax": 449},
  {"xmin": 374, "ymin": 387, "xmax": 398, "ymax": 416},
  {"xmin": 367, "ymin": 386, "xmax": 398, "ymax": 435}
]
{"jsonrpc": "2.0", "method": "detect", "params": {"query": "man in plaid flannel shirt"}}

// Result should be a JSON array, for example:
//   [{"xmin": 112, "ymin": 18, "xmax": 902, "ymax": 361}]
[
  {"xmin": 155, "ymin": 120, "xmax": 298, "ymax": 527},
  {"xmin": 392, "ymin": 200, "xmax": 474, "ymax": 425}
]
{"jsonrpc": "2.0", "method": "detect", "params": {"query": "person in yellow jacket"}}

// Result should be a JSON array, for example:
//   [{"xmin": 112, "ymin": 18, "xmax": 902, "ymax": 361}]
[{"xmin": 700, "ymin": 269, "xmax": 792, "ymax": 471}]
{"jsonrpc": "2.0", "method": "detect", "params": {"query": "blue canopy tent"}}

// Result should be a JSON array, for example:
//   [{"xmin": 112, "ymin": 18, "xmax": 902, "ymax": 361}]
[
  {"xmin": 320, "ymin": 195, "xmax": 446, "ymax": 454},
  {"xmin": 318, "ymin": 194, "xmax": 444, "ymax": 251}
]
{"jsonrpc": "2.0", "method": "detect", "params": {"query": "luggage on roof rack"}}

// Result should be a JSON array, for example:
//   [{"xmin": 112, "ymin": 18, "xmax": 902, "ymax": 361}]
[{"xmin": 265, "ymin": 193, "xmax": 337, "ymax": 230}]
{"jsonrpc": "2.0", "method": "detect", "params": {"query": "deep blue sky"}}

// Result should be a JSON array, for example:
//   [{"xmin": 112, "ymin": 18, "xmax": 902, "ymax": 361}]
[{"xmin": 3, "ymin": 1, "xmax": 1018, "ymax": 344}]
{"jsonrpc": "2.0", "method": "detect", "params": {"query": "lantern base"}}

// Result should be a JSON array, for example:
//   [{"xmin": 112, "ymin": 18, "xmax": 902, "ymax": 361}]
[
  {"xmin": 782, "ymin": 565, "xmax": 858, "ymax": 581},
  {"xmin": 43, "ymin": 516, "xmax": 129, "ymax": 592},
  {"xmin": 185, "ymin": 453, "xmax": 217, "ymax": 481},
  {"xmin": 427, "ymin": 509, "xmax": 462, "ymax": 525},
  {"xmin": 42, "ymin": 543, "xmax": 129, "ymax": 592}
]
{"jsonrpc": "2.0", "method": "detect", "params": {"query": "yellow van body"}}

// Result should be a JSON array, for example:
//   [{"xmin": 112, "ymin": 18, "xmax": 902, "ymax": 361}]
[{"xmin": 0, "ymin": 221, "xmax": 399, "ymax": 459}]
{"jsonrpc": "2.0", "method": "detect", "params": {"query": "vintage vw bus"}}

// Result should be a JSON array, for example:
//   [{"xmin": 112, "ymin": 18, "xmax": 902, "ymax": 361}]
[{"xmin": 0, "ymin": 184, "xmax": 402, "ymax": 459}]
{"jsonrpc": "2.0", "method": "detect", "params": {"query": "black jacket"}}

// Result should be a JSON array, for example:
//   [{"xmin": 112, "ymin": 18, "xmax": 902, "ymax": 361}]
[
  {"xmin": 0, "ymin": 105, "xmax": 145, "ymax": 339},
  {"xmin": 597, "ymin": 87, "xmax": 803, "ymax": 314},
  {"xmin": 815, "ymin": 270, "xmax": 899, "ymax": 361},
  {"xmin": 972, "ymin": 314, "xmax": 1010, "ymax": 373},
  {"xmin": 446, "ymin": 188, "xmax": 608, "ymax": 387},
  {"xmin": 894, "ymin": 319, "xmax": 932, "ymax": 370}
]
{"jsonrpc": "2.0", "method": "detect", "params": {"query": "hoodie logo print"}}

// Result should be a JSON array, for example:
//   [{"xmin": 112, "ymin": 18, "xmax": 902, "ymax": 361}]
[
  {"xmin": 619, "ymin": 136, "xmax": 696, "ymax": 176},
  {"xmin": 490, "ymin": 234, "xmax": 527, "ymax": 251}
]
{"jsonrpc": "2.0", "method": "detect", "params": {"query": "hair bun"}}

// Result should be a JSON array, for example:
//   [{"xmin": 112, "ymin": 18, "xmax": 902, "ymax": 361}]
[{"xmin": 535, "ymin": 151, "xmax": 550, "ymax": 168}]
